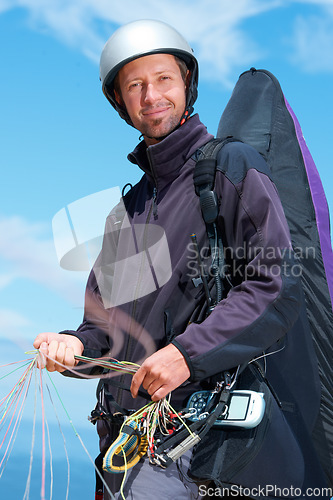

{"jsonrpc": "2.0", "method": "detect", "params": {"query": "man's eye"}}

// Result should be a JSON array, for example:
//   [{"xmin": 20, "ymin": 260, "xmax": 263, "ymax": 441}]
[{"xmin": 128, "ymin": 82, "xmax": 141, "ymax": 90}]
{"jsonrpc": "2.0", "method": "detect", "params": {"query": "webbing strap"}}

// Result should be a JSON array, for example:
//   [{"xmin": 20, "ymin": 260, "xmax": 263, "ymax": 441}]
[
  {"xmin": 193, "ymin": 137, "xmax": 238, "ymax": 194},
  {"xmin": 96, "ymin": 378, "xmax": 149, "ymax": 409},
  {"xmin": 193, "ymin": 158, "xmax": 217, "ymax": 195},
  {"xmin": 193, "ymin": 137, "xmax": 239, "ymax": 306}
]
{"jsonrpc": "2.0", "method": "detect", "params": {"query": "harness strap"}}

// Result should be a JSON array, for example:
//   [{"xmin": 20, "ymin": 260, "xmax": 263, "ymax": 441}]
[
  {"xmin": 193, "ymin": 138, "xmax": 235, "ymax": 306},
  {"xmin": 94, "ymin": 451, "xmax": 105, "ymax": 499}
]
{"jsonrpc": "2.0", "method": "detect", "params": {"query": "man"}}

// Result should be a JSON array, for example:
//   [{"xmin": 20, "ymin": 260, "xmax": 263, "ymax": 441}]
[{"xmin": 34, "ymin": 20, "xmax": 328, "ymax": 499}]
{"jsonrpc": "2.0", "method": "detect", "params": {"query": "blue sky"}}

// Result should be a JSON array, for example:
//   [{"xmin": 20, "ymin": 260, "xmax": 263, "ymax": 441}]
[{"xmin": 0, "ymin": 0, "xmax": 333, "ymax": 494}]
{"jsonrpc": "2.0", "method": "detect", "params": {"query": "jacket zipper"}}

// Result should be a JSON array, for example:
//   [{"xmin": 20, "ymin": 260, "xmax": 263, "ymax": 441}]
[
  {"xmin": 147, "ymin": 146, "xmax": 158, "ymax": 218},
  {"xmin": 152, "ymin": 186, "xmax": 158, "ymax": 218}
]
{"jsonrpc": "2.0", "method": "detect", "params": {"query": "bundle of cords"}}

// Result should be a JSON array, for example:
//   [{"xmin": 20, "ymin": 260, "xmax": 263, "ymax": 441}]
[
  {"xmin": 73, "ymin": 355, "xmax": 197, "ymax": 469},
  {"xmin": 102, "ymin": 395, "xmax": 195, "ymax": 474},
  {"xmin": 73, "ymin": 354, "xmax": 232, "ymax": 499}
]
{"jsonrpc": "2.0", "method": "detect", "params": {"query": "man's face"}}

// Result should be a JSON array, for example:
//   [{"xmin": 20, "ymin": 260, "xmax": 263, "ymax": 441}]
[{"xmin": 115, "ymin": 54, "xmax": 188, "ymax": 145}]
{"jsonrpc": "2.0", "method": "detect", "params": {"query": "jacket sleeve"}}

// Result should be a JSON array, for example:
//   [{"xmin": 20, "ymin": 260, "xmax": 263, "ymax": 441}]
[
  {"xmin": 59, "ymin": 208, "xmax": 124, "ymax": 363},
  {"xmin": 60, "ymin": 268, "xmax": 111, "ymax": 361},
  {"xmin": 172, "ymin": 142, "xmax": 302, "ymax": 382}
]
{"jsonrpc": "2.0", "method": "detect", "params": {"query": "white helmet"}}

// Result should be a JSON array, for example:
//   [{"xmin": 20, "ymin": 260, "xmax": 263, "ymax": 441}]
[{"xmin": 100, "ymin": 19, "xmax": 198, "ymax": 126}]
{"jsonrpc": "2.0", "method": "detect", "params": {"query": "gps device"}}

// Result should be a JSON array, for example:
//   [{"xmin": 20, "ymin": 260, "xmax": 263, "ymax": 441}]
[{"xmin": 186, "ymin": 389, "xmax": 265, "ymax": 429}]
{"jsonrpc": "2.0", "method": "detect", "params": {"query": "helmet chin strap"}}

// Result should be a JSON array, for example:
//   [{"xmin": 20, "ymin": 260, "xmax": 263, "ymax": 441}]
[{"xmin": 180, "ymin": 109, "xmax": 190, "ymax": 127}]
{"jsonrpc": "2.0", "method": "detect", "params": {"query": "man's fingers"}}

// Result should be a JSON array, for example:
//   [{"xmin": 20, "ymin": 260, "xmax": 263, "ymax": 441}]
[
  {"xmin": 130, "ymin": 345, "xmax": 190, "ymax": 401},
  {"xmin": 130, "ymin": 367, "xmax": 147, "ymax": 398},
  {"xmin": 37, "ymin": 342, "xmax": 48, "ymax": 369},
  {"xmin": 150, "ymin": 386, "xmax": 170, "ymax": 402},
  {"xmin": 64, "ymin": 345, "xmax": 75, "ymax": 368},
  {"xmin": 46, "ymin": 340, "xmax": 59, "ymax": 371},
  {"xmin": 32, "ymin": 333, "xmax": 84, "ymax": 373},
  {"xmin": 37, "ymin": 340, "xmax": 73, "ymax": 373},
  {"xmin": 131, "ymin": 367, "xmax": 168, "ymax": 401},
  {"xmin": 146, "ymin": 380, "xmax": 165, "ymax": 400},
  {"xmin": 33, "ymin": 333, "xmax": 48, "ymax": 350},
  {"xmin": 54, "ymin": 342, "xmax": 67, "ymax": 371}
]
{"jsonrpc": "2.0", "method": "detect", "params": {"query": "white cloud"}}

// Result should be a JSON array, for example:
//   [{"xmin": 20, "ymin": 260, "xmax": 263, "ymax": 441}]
[
  {"xmin": 289, "ymin": 10, "xmax": 333, "ymax": 73},
  {"xmin": 0, "ymin": 308, "xmax": 31, "ymax": 328},
  {"xmin": 0, "ymin": 308, "xmax": 32, "ymax": 346},
  {"xmin": 0, "ymin": 0, "xmax": 281, "ymax": 86},
  {"xmin": 0, "ymin": 0, "xmax": 11, "ymax": 14},
  {"xmin": 0, "ymin": 215, "xmax": 87, "ymax": 304},
  {"xmin": 292, "ymin": 0, "xmax": 333, "ymax": 7},
  {"xmin": 1, "ymin": 1, "xmax": 333, "ymax": 83},
  {"xmin": 0, "ymin": 273, "xmax": 16, "ymax": 290}
]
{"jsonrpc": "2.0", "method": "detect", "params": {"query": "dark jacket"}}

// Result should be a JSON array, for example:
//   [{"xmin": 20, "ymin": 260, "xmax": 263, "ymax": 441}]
[{"xmin": 62, "ymin": 114, "xmax": 328, "ymax": 496}]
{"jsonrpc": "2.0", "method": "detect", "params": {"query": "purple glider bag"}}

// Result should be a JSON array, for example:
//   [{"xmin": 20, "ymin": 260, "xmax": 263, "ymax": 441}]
[{"xmin": 216, "ymin": 68, "xmax": 333, "ymax": 487}]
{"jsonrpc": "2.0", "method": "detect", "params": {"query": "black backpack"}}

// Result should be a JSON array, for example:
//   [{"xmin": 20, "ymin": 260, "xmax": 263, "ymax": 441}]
[{"xmin": 193, "ymin": 68, "xmax": 333, "ymax": 489}]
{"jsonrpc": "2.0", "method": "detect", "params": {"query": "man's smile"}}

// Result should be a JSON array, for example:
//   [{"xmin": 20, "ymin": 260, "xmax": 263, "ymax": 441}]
[{"xmin": 142, "ymin": 105, "xmax": 172, "ymax": 118}]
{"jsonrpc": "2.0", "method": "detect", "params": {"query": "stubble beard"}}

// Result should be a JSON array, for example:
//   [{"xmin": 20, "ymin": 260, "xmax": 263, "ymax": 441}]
[{"xmin": 141, "ymin": 112, "xmax": 182, "ymax": 141}]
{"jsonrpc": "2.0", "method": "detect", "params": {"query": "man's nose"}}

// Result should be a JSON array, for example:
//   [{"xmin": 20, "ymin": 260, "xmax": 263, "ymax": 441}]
[{"xmin": 143, "ymin": 83, "xmax": 160, "ymax": 104}]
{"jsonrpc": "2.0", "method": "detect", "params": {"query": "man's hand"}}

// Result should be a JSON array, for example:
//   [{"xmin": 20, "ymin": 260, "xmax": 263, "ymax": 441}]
[
  {"xmin": 130, "ymin": 344, "xmax": 190, "ymax": 402},
  {"xmin": 33, "ymin": 332, "xmax": 84, "ymax": 373}
]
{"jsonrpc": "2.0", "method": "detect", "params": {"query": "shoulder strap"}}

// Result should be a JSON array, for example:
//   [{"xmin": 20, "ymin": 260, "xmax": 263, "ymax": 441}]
[
  {"xmin": 193, "ymin": 137, "xmax": 236, "ymax": 196},
  {"xmin": 194, "ymin": 139, "xmax": 225, "ymax": 194},
  {"xmin": 193, "ymin": 138, "xmax": 237, "ymax": 307}
]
